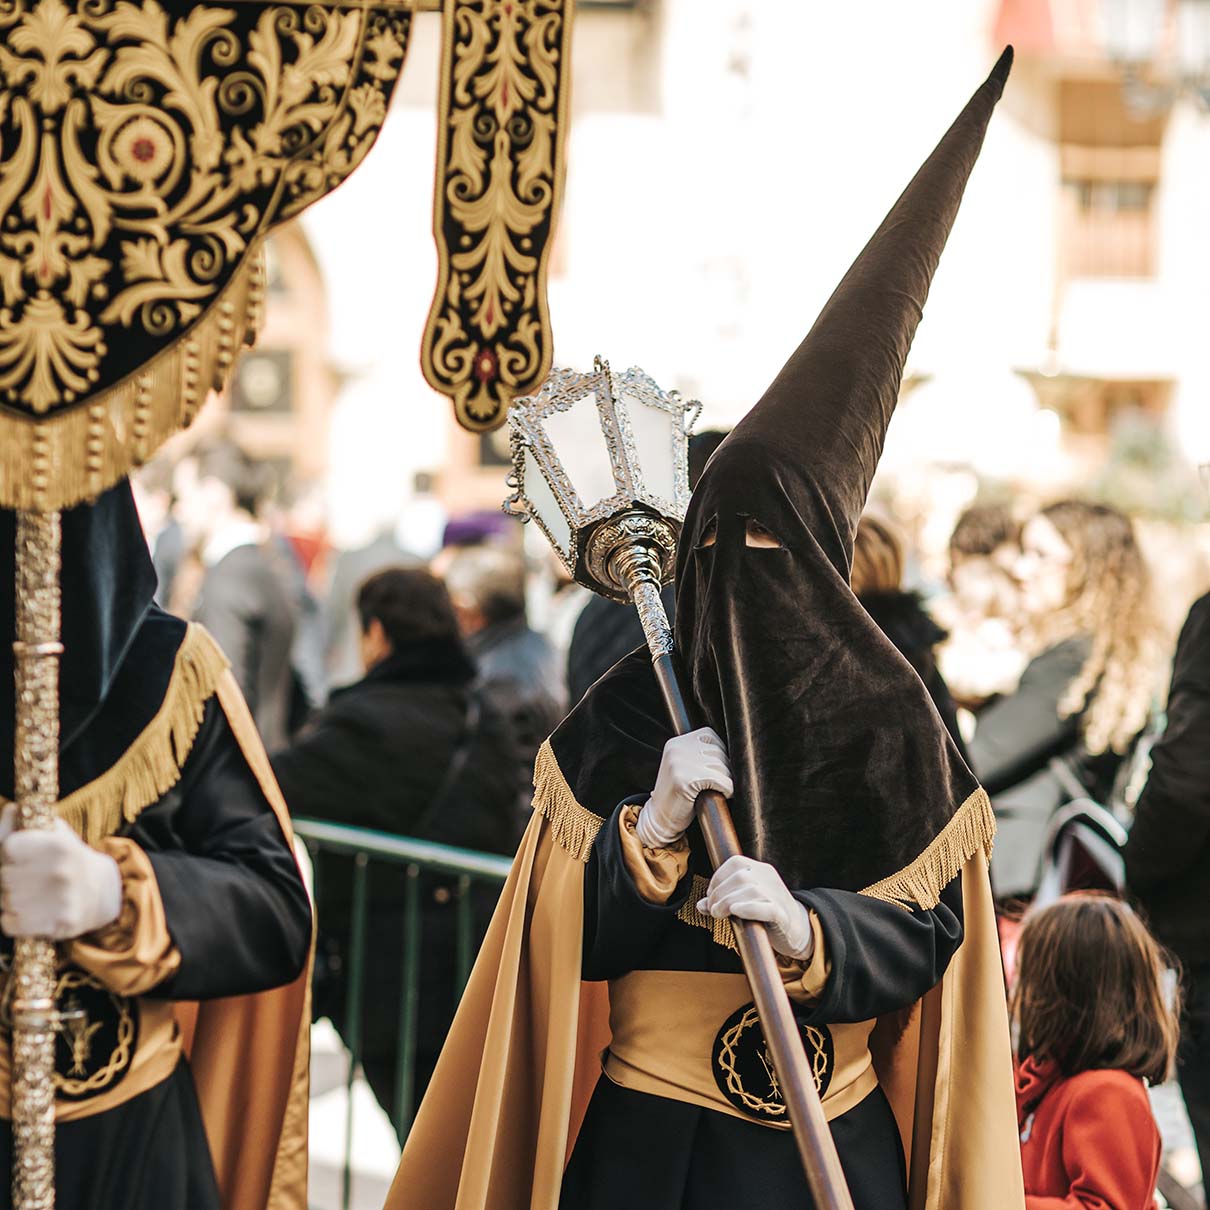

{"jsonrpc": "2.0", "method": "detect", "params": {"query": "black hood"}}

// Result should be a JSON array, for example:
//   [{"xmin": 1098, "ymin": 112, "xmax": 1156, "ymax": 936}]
[
  {"xmin": 0, "ymin": 480, "xmax": 161, "ymax": 777},
  {"xmin": 552, "ymin": 52, "xmax": 1010, "ymax": 894}
]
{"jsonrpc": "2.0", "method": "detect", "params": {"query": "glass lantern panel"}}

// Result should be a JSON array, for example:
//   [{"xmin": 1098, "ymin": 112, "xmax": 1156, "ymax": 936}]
[
  {"xmin": 540, "ymin": 392, "xmax": 619, "ymax": 511},
  {"xmin": 623, "ymin": 391, "xmax": 678, "ymax": 503},
  {"xmin": 523, "ymin": 446, "xmax": 573, "ymax": 563}
]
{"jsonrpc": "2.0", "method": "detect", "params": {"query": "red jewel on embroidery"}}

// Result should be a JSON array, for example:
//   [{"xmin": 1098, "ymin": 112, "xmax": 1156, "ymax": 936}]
[
  {"xmin": 132, "ymin": 138, "xmax": 157, "ymax": 163},
  {"xmin": 474, "ymin": 350, "xmax": 498, "ymax": 383}
]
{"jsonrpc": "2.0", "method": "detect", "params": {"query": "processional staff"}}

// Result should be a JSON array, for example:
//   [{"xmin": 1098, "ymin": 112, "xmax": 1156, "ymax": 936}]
[{"xmin": 504, "ymin": 358, "xmax": 855, "ymax": 1210}]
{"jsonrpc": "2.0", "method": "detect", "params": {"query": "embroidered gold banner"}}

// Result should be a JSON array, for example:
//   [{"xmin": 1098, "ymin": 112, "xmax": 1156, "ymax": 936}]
[
  {"xmin": 421, "ymin": 0, "xmax": 574, "ymax": 432},
  {"xmin": 0, "ymin": 0, "xmax": 413, "ymax": 510}
]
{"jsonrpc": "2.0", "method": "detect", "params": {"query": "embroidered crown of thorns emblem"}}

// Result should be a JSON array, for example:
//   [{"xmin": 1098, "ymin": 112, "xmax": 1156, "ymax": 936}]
[{"xmin": 712, "ymin": 1003, "xmax": 833, "ymax": 1125}]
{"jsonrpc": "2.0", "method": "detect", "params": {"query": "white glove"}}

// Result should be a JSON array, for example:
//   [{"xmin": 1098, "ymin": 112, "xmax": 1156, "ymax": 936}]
[
  {"xmin": 0, "ymin": 808, "xmax": 123, "ymax": 940},
  {"xmin": 635, "ymin": 728, "xmax": 733, "ymax": 849},
  {"xmin": 697, "ymin": 854, "xmax": 815, "ymax": 961}
]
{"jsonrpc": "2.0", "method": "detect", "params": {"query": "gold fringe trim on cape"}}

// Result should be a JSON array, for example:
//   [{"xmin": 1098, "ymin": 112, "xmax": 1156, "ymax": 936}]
[
  {"xmin": 676, "ymin": 875, "xmax": 738, "ymax": 951},
  {"xmin": 859, "ymin": 787, "xmax": 996, "ymax": 910},
  {"xmin": 532, "ymin": 739, "xmax": 996, "ymax": 938},
  {"xmin": 15, "ymin": 625, "xmax": 231, "ymax": 845},
  {"xmin": 0, "ymin": 252, "xmax": 262, "ymax": 513},
  {"xmin": 531, "ymin": 740, "xmax": 605, "ymax": 863}
]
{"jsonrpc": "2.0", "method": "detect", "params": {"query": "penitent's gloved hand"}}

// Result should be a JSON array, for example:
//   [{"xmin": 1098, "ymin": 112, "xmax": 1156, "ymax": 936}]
[
  {"xmin": 634, "ymin": 728, "xmax": 734, "ymax": 849},
  {"xmin": 0, "ymin": 806, "xmax": 122, "ymax": 940},
  {"xmin": 698, "ymin": 854, "xmax": 815, "ymax": 961}
]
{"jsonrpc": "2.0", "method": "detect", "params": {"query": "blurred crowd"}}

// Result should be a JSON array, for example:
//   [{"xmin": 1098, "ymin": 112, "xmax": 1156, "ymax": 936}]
[{"xmin": 133, "ymin": 434, "xmax": 1210, "ymax": 1199}]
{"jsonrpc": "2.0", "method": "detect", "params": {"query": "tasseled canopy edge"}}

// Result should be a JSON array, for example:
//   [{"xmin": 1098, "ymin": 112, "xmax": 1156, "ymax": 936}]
[
  {"xmin": 0, "ymin": 253, "xmax": 263, "ymax": 513},
  {"xmin": 532, "ymin": 740, "xmax": 997, "ymax": 943},
  {"xmin": 2, "ymin": 624, "xmax": 230, "ymax": 844}
]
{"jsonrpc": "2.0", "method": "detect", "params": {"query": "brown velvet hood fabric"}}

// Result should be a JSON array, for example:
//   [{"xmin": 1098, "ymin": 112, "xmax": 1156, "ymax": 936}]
[{"xmin": 552, "ymin": 50, "xmax": 1011, "ymax": 892}]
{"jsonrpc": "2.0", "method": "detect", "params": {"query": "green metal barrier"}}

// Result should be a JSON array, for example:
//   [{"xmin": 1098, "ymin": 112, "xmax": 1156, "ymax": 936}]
[{"xmin": 293, "ymin": 818, "xmax": 513, "ymax": 1208}]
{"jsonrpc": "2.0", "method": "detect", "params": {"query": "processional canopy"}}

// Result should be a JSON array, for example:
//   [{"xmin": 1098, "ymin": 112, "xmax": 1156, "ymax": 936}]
[{"xmin": 0, "ymin": 0, "xmax": 414, "ymax": 510}]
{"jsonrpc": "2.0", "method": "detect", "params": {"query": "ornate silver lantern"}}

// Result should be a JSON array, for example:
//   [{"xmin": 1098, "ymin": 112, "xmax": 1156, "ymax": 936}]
[{"xmin": 504, "ymin": 356, "xmax": 700, "ymax": 620}]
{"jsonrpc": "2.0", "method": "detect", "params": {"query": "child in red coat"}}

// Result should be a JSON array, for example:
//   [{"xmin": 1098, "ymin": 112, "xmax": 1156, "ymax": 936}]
[{"xmin": 1013, "ymin": 894, "xmax": 1180, "ymax": 1210}]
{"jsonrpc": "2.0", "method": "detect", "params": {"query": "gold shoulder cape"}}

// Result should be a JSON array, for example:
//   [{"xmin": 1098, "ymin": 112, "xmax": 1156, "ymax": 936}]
[
  {"xmin": 46, "ymin": 623, "xmax": 312, "ymax": 1210},
  {"xmin": 387, "ymin": 742, "xmax": 1024, "ymax": 1210}
]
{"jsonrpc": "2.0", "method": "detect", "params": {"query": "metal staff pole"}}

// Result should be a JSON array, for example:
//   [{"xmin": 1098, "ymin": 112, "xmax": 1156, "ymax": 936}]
[
  {"xmin": 586, "ymin": 514, "xmax": 855, "ymax": 1210},
  {"xmin": 10, "ymin": 509, "xmax": 63, "ymax": 1209}
]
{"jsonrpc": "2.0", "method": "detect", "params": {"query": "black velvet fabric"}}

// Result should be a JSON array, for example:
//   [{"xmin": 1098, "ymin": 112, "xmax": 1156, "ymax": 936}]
[
  {"xmin": 0, "ymin": 481, "xmax": 175, "ymax": 793},
  {"xmin": 552, "ymin": 52, "xmax": 1010, "ymax": 893},
  {"xmin": 561, "ymin": 1078, "xmax": 907, "ymax": 1210},
  {"xmin": 136, "ymin": 699, "xmax": 312, "ymax": 1001},
  {"xmin": 580, "ymin": 801, "xmax": 964, "ymax": 1023},
  {"xmin": 0, "ymin": 1063, "xmax": 220, "ymax": 1210}
]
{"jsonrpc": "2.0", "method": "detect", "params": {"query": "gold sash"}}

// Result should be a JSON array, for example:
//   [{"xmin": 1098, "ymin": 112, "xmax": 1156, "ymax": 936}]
[{"xmin": 603, "ymin": 969, "xmax": 878, "ymax": 1129}]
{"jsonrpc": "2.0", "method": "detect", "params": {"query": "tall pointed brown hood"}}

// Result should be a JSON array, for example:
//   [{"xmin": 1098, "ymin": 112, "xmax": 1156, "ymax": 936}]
[
  {"xmin": 548, "ymin": 53, "xmax": 1011, "ymax": 895},
  {"xmin": 661, "ymin": 50, "xmax": 1011, "ymax": 891},
  {"xmin": 697, "ymin": 46, "xmax": 1012, "ymax": 579}
]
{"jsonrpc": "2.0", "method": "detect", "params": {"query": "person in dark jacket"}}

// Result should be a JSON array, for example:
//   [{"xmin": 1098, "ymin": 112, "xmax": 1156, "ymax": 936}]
[
  {"xmin": 271, "ymin": 567, "xmax": 522, "ymax": 1134},
  {"xmin": 850, "ymin": 513, "xmax": 969, "ymax": 760},
  {"xmin": 1124, "ymin": 590, "xmax": 1210, "ymax": 1188},
  {"xmin": 968, "ymin": 500, "xmax": 1161, "ymax": 900},
  {"xmin": 442, "ymin": 543, "xmax": 565, "ymax": 799},
  {"xmin": 175, "ymin": 440, "xmax": 297, "ymax": 751},
  {"xmin": 566, "ymin": 431, "xmax": 730, "ymax": 705}
]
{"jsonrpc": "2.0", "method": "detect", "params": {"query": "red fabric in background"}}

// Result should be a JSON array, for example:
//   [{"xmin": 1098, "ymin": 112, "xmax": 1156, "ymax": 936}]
[{"xmin": 1016, "ymin": 1056, "xmax": 1161, "ymax": 1209}]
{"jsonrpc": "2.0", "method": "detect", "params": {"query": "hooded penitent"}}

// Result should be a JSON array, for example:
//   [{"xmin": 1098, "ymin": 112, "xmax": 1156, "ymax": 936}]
[
  {"xmin": 389, "ymin": 50, "xmax": 1024, "ymax": 1210},
  {"xmin": 0, "ymin": 484, "xmax": 313, "ymax": 1210},
  {"xmin": 552, "ymin": 49, "xmax": 1013, "ymax": 899}
]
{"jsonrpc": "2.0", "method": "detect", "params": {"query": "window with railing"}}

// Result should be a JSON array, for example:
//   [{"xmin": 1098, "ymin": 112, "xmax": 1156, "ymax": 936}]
[{"xmin": 1057, "ymin": 79, "xmax": 1164, "ymax": 278}]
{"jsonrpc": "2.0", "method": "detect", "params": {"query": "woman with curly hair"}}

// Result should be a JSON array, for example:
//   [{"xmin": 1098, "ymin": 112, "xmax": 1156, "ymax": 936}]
[{"xmin": 968, "ymin": 499, "xmax": 1164, "ymax": 900}]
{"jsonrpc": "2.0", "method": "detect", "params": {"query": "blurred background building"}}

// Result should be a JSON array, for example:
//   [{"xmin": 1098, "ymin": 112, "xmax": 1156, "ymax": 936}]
[{"xmin": 196, "ymin": 0, "xmax": 1210, "ymax": 604}]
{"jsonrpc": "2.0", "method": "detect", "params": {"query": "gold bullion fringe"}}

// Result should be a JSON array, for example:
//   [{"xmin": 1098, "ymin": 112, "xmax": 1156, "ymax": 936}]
[
  {"xmin": 676, "ymin": 875, "xmax": 738, "ymax": 952},
  {"xmin": 0, "ymin": 247, "xmax": 265, "ymax": 514},
  {"xmin": 859, "ymin": 786, "xmax": 996, "ymax": 910},
  {"xmin": 52, "ymin": 625, "xmax": 230, "ymax": 845},
  {"xmin": 531, "ymin": 740, "xmax": 605, "ymax": 864}
]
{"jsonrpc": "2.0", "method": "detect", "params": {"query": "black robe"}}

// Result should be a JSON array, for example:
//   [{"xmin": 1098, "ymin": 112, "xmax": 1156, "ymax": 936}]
[
  {"xmin": 0, "ymin": 613, "xmax": 312, "ymax": 1210},
  {"xmin": 560, "ymin": 799, "xmax": 964, "ymax": 1210}
]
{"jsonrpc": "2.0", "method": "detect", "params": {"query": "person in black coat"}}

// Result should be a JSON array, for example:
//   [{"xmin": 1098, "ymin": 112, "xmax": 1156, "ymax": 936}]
[
  {"xmin": 271, "ymin": 567, "xmax": 522, "ymax": 1133},
  {"xmin": 1124, "ymin": 591, "xmax": 1210, "ymax": 1186},
  {"xmin": 967, "ymin": 501, "xmax": 1161, "ymax": 900},
  {"xmin": 850, "ymin": 514, "xmax": 968, "ymax": 761}
]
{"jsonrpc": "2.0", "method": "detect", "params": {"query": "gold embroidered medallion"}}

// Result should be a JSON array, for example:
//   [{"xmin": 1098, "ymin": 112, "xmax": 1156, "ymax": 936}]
[
  {"xmin": 711, "ymin": 1002, "xmax": 833, "ymax": 1126},
  {"xmin": 0, "ymin": 956, "xmax": 137, "ymax": 1098}
]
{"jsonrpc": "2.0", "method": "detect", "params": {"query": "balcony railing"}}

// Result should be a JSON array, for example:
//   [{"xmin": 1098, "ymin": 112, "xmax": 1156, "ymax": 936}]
[{"xmin": 294, "ymin": 818, "xmax": 513, "ymax": 1210}]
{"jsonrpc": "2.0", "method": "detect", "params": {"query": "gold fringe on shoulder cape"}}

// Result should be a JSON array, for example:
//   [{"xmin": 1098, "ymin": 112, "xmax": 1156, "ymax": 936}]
[
  {"xmin": 27, "ymin": 624, "xmax": 231, "ymax": 846},
  {"xmin": 389, "ymin": 742, "xmax": 1024, "ymax": 1210},
  {"xmin": 0, "ymin": 621, "xmax": 313, "ymax": 1208},
  {"xmin": 532, "ymin": 739, "xmax": 996, "ymax": 935},
  {"xmin": 531, "ymin": 740, "xmax": 605, "ymax": 863}
]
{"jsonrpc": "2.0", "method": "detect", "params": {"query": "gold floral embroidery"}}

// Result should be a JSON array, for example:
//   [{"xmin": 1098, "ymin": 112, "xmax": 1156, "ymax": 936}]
[
  {"xmin": 421, "ymin": 0, "xmax": 574, "ymax": 431},
  {"xmin": 0, "ymin": 0, "xmax": 412, "ymax": 510}
]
